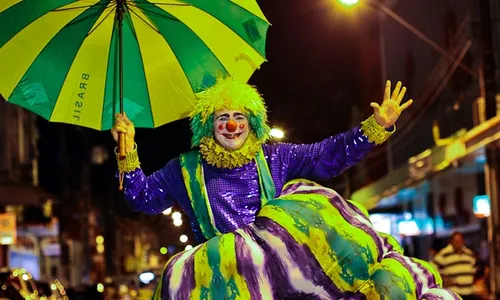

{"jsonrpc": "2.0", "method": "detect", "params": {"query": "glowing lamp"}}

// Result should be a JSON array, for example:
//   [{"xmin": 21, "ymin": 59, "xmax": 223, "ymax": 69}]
[
  {"xmin": 339, "ymin": 0, "xmax": 359, "ymax": 5},
  {"xmin": 270, "ymin": 128, "xmax": 284, "ymax": 139},
  {"xmin": 473, "ymin": 195, "xmax": 490, "ymax": 218},
  {"xmin": 139, "ymin": 272, "xmax": 155, "ymax": 284}
]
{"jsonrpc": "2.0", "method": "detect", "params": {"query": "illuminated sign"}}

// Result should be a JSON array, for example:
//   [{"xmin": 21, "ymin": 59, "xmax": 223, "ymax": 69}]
[
  {"xmin": 473, "ymin": 195, "xmax": 490, "ymax": 218},
  {"xmin": 0, "ymin": 213, "xmax": 16, "ymax": 245}
]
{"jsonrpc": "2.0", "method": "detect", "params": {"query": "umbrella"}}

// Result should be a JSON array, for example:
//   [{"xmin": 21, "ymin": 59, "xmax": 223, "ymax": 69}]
[{"xmin": 0, "ymin": 0, "xmax": 269, "ymax": 159}]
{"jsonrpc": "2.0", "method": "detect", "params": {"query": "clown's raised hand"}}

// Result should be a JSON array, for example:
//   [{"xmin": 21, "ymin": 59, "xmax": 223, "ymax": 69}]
[{"xmin": 370, "ymin": 80, "xmax": 413, "ymax": 128}]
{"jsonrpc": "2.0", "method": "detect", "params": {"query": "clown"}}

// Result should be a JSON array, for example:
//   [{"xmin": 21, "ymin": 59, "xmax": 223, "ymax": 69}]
[{"xmin": 112, "ymin": 79, "xmax": 459, "ymax": 299}]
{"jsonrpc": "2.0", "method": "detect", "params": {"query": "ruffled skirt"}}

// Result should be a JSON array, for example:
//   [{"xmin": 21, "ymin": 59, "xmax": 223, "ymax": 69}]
[{"xmin": 154, "ymin": 179, "xmax": 459, "ymax": 300}]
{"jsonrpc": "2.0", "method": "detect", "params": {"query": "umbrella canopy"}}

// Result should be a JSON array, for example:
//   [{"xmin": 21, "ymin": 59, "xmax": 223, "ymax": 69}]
[{"xmin": 0, "ymin": 0, "xmax": 269, "ymax": 130}]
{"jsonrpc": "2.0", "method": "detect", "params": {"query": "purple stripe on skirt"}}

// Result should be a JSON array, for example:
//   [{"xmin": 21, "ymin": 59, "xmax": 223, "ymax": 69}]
[
  {"xmin": 245, "ymin": 225, "xmax": 294, "ymax": 299},
  {"xmin": 281, "ymin": 181, "xmax": 317, "ymax": 195},
  {"xmin": 254, "ymin": 217, "xmax": 354, "ymax": 299},
  {"xmin": 161, "ymin": 253, "xmax": 184, "ymax": 299},
  {"xmin": 175, "ymin": 254, "xmax": 196, "ymax": 300},
  {"xmin": 411, "ymin": 258, "xmax": 438, "ymax": 288},
  {"xmin": 421, "ymin": 291, "xmax": 461, "ymax": 300},
  {"xmin": 379, "ymin": 235, "xmax": 396, "ymax": 253},
  {"xmin": 234, "ymin": 231, "xmax": 264, "ymax": 300},
  {"xmin": 384, "ymin": 252, "xmax": 425, "ymax": 295}
]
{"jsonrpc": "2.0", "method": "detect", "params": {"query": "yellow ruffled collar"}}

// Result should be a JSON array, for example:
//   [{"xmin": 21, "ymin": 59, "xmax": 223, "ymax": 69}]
[{"xmin": 199, "ymin": 134, "xmax": 262, "ymax": 169}]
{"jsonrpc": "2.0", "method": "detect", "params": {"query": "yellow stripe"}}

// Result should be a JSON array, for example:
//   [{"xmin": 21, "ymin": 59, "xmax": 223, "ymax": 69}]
[
  {"xmin": 218, "ymin": 233, "xmax": 251, "ymax": 299},
  {"xmin": 260, "ymin": 193, "xmax": 381, "ymax": 292},
  {"xmin": 257, "ymin": 205, "xmax": 351, "ymax": 291},
  {"xmin": 192, "ymin": 244, "xmax": 213, "ymax": 299},
  {"xmin": 0, "ymin": 0, "xmax": 99, "ymax": 100},
  {"xmin": 159, "ymin": 2, "xmax": 266, "ymax": 83},
  {"xmin": 230, "ymin": 0, "xmax": 269, "ymax": 23},
  {"xmin": 166, "ymin": 249, "xmax": 196, "ymax": 294},
  {"xmin": 128, "ymin": 10, "xmax": 194, "ymax": 126},
  {"xmin": 50, "ymin": 6, "xmax": 114, "ymax": 130},
  {"xmin": 0, "ymin": 0, "xmax": 23, "ymax": 14}
]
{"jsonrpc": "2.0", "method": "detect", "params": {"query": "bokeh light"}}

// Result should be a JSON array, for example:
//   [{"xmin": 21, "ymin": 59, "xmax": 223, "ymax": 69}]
[
  {"xmin": 179, "ymin": 234, "xmax": 188, "ymax": 243},
  {"xmin": 173, "ymin": 218, "xmax": 183, "ymax": 227}
]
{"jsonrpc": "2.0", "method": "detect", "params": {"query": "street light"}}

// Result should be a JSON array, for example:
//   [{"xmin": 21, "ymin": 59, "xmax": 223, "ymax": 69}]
[
  {"xmin": 162, "ymin": 207, "xmax": 172, "ymax": 215},
  {"xmin": 336, "ymin": 0, "xmax": 476, "ymax": 77},
  {"xmin": 339, "ymin": 0, "xmax": 359, "ymax": 6},
  {"xmin": 270, "ymin": 128, "xmax": 285, "ymax": 139}
]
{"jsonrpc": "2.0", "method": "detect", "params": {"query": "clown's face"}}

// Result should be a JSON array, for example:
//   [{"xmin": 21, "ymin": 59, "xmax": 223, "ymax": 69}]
[{"xmin": 213, "ymin": 109, "xmax": 249, "ymax": 150}]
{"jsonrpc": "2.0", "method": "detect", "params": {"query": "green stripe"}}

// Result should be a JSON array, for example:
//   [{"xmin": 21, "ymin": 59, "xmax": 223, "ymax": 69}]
[
  {"xmin": 0, "ymin": 0, "xmax": 79, "ymax": 48},
  {"xmin": 134, "ymin": 2, "xmax": 229, "ymax": 93},
  {"xmin": 255, "ymin": 150, "xmax": 276, "ymax": 205},
  {"xmin": 8, "ymin": 1, "xmax": 107, "ymax": 119},
  {"xmin": 267, "ymin": 196, "xmax": 375, "ymax": 284},
  {"xmin": 206, "ymin": 236, "xmax": 227, "ymax": 299},
  {"xmin": 180, "ymin": 151, "xmax": 219, "ymax": 240},
  {"xmin": 100, "ymin": 11, "xmax": 154, "ymax": 130},
  {"xmin": 182, "ymin": 0, "xmax": 269, "ymax": 57},
  {"xmin": 372, "ymin": 268, "xmax": 410, "ymax": 297}
]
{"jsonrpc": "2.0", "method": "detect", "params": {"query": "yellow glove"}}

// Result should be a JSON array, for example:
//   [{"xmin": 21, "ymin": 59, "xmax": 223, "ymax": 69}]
[{"xmin": 370, "ymin": 80, "xmax": 413, "ymax": 128}]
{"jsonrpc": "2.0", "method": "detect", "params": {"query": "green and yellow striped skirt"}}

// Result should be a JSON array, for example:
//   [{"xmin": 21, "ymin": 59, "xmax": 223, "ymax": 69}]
[{"xmin": 155, "ymin": 180, "xmax": 460, "ymax": 300}]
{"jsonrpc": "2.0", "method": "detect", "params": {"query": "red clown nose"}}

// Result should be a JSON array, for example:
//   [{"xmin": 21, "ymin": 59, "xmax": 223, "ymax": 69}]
[{"xmin": 226, "ymin": 120, "xmax": 238, "ymax": 132}]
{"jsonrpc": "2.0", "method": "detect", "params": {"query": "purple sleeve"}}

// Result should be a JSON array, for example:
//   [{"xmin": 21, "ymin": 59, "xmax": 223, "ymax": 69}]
[
  {"xmin": 122, "ymin": 159, "xmax": 181, "ymax": 215},
  {"xmin": 281, "ymin": 125, "xmax": 376, "ymax": 180}
]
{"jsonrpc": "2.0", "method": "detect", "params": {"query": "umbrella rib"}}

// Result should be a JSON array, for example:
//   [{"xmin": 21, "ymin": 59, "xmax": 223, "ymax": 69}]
[
  {"xmin": 66, "ymin": 7, "xmax": 111, "ymax": 27},
  {"xmin": 132, "ymin": 0, "xmax": 190, "ymax": 7},
  {"xmin": 126, "ymin": 5, "xmax": 161, "ymax": 34},
  {"xmin": 54, "ymin": 3, "xmax": 108, "ymax": 11},
  {"xmin": 128, "ymin": 2, "xmax": 180, "ymax": 23},
  {"xmin": 122, "ymin": 3, "xmax": 148, "ymax": 41},
  {"xmin": 87, "ymin": 3, "xmax": 118, "ymax": 36}
]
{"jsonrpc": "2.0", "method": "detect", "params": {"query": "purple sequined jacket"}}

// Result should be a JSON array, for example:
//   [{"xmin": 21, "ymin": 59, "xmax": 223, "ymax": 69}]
[{"xmin": 124, "ymin": 125, "xmax": 375, "ymax": 242}]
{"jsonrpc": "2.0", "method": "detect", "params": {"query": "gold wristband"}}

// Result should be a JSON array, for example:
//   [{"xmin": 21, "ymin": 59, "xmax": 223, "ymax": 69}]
[
  {"xmin": 115, "ymin": 143, "xmax": 140, "ymax": 173},
  {"xmin": 361, "ymin": 115, "xmax": 395, "ymax": 145}
]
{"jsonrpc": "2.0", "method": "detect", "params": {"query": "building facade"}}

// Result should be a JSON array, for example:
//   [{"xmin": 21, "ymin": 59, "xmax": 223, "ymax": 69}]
[
  {"xmin": 377, "ymin": 0, "xmax": 482, "ymax": 169},
  {"xmin": 353, "ymin": 0, "xmax": 500, "ymax": 259},
  {"xmin": 0, "ymin": 99, "xmax": 61, "ymax": 281}
]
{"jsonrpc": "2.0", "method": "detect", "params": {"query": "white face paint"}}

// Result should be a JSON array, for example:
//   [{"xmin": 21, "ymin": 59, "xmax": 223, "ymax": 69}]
[{"xmin": 213, "ymin": 109, "xmax": 249, "ymax": 150}]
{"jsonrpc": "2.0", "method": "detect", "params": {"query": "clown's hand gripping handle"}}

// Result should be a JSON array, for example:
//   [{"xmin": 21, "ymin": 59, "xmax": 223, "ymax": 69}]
[
  {"xmin": 118, "ymin": 132, "xmax": 126, "ymax": 191},
  {"xmin": 118, "ymin": 132, "xmax": 127, "ymax": 161}
]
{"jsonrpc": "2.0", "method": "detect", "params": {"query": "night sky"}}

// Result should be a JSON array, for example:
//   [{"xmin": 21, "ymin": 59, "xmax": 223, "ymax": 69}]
[{"xmin": 36, "ymin": 0, "xmax": 375, "ymax": 245}]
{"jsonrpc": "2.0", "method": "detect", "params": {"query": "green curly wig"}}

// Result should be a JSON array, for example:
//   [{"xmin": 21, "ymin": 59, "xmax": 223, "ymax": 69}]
[{"xmin": 190, "ymin": 77, "xmax": 271, "ymax": 147}]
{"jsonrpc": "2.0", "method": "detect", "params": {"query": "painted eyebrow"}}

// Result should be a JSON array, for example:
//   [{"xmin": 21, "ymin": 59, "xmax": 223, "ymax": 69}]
[
  {"xmin": 215, "ymin": 112, "xmax": 247, "ymax": 119},
  {"xmin": 216, "ymin": 113, "xmax": 230, "ymax": 119}
]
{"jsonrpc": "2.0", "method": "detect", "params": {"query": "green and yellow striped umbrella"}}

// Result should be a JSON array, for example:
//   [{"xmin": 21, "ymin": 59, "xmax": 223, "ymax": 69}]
[{"xmin": 0, "ymin": 0, "xmax": 269, "ymax": 131}]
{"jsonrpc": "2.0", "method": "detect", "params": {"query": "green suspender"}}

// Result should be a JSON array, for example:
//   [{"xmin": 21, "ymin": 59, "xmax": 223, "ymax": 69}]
[
  {"xmin": 255, "ymin": 150, "xmax": 276, "ymax": 205},
  {"xmin": 180, "ymin": 151, "xmax": 220, "ymax": 239},
  {"xmin": 179, "ymin": 149, "xmax": 276, "ymax": 240}
]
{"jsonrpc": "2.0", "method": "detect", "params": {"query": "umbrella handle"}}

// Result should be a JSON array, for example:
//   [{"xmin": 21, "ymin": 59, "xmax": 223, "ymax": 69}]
[
  {"xmin": 118, "ymin": 132, "xmax": 127, "ymax": 191},
  {"xmin": 118, "ymin": 132, "xmax": 127, "ymax": 160}
]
